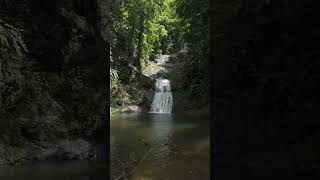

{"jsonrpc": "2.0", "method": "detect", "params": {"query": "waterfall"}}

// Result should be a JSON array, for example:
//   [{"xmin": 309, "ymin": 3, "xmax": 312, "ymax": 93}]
[{"xmin": 150, "ymin": 79, "xmax": 173, "ymax": 113}]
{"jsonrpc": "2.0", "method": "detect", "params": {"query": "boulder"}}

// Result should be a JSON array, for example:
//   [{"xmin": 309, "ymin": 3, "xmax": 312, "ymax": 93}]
[
  {"xmin": 30, "ymin": 139, "xmax": 95, "ymax": 161},
  {"xmin": 56, "ymin": 139, "xmax": 95, "ymax": 160},
  {"xmin": 119, "ymin": 105, "xmax": 141, "ymax": 113}
]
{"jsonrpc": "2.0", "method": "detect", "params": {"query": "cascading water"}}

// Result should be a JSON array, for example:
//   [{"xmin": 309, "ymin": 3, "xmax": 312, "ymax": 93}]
[{"xmin": 150, "ymin": 79, "xmax": 173, "ymax": 113}]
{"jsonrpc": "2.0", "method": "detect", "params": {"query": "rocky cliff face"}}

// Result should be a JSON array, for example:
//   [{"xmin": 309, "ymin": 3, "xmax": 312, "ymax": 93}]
[{"xmin": 0, "ymin": 0, "xmax": 109, "ymax": 164}]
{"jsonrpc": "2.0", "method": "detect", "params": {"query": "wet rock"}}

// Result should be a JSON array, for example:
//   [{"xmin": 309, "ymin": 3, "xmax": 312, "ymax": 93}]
[
  {"xmin": 140, "ymin": 74, "xmax": 154, "ymax": 89},
  {"xmin": 30, "ymin": 139, "xmax": 95, "ymax": 161},
  {"xmin": 120, "ymin": 105, "xmax": 141, "ymax": 113},
  {"xmin": 143, "ymin": 90, "xmax": 155, "ymax": 110},
  {"xmin": 32, "ymin": 146, "xmax": 59, "ymax": 161},
  {"xmin": 56, "ymin": 139, "xmax": 95, "ymax": 160},
  {"xmin": 0, "ymin": 159, "xmax": 7, "ymax": 166}
]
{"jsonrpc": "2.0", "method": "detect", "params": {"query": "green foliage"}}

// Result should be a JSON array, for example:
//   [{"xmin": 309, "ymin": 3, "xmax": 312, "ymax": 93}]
[
  {"xmin": 175, "ymin": 0, "xmax": 209, "ymax": 105},
  {"xmin": 0, "ymin": 19, "xmax": 31, "ymax": 146},
  {"xmin": 111, "ymin": 0, "xmax": 179, "ymax": 65},
  {"xmin": 0, "ymin": 10, "xmax": 67, "ymax": 145},
  {"xmin": 111, "ymin": 0, "xmax": 174, "ymax": 107},
  {"xmin": 0, "ymin": 144, "xmax": 29, "ymax": 166},
  {"xmin": 0, "ymin": 0, "xmax": 107, "ymax": 158},
  {"xmin": 110, "ymin": 69, "xmax": 119, "ymax": 93},
  {"xmin": 59, "ymin": 67, "xmax": 103, "ymax": 138},
  {"xmin": 111, "ymin": 0, "xmax": 209, "ymax": 108},
  {"xmin": 0, "ymin": 20, "xmax": 28, "ymax": 57}
]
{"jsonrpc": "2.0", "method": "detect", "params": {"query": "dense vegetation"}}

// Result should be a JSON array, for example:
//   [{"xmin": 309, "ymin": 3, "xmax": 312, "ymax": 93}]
[
  {"xmin": 0, "ymin": 0, "xmax": 108, "ymax": 165},
  {"xmin": 1, "ymin": 0, "xmax": 320, "ymax": 178},
  {"xmin": 212, "ymin": 0, "xmax": 320, "ymax": 178},
  {"xmin": 110, "ymin": 0, "xmax": 209, "ymax": 111}
]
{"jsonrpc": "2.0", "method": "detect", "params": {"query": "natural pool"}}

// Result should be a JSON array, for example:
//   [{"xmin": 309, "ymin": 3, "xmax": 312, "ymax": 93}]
[
  {"xmin": 0, "ymin": 160, "xmax": 107, "ymax": 180},
  {"xmin": 111, "ymin": 112, "xmax": 210, "ymax": 180},
  {"xmin": 0, "ymin": 112, "xmax": 209, "ymax": 180}
]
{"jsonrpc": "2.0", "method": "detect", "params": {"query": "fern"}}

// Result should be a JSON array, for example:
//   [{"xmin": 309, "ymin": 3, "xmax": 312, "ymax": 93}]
[
  {"xmin": 0, "ymin": 0, "xmax": 30, "ymax": 57},
  {"xmin": 0, "ymin": 20, "xmax": 28, "ymax": 56}
]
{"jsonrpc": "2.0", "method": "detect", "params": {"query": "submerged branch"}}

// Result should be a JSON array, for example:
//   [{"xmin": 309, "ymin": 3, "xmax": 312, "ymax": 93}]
[{"xmin": 113, "ymin": 143, "xmax": 166, "ymax": 180}]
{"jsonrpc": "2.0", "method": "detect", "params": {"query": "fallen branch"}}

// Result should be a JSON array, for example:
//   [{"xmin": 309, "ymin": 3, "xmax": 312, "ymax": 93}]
[{"xmin": 113, "ymin": 143, "xmax": 164, "ymax": 180}]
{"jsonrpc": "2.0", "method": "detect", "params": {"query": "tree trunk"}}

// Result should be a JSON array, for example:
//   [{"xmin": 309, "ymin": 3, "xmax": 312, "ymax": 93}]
[{"xmin": 136, "ymin": 8, "xmax": 144, "ymax": 74}]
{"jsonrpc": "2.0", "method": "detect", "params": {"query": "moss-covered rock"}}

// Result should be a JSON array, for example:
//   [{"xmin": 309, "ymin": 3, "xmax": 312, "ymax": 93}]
[{"xmin": 0, "ymin": 0, "xmax": 109, "ymax": 164}]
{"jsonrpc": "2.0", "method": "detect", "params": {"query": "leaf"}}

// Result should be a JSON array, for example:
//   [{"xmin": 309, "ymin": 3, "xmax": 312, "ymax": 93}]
[
  {"xmin": 10, "ymin": 34, "xmax": 22, "ymax": 56},
  {"xmin": 0, "ymin": 34, "xmax": 9, "ymax": 48}
]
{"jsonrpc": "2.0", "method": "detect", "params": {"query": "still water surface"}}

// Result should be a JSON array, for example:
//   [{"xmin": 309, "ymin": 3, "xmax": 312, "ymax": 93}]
[
  {"xmin": 111, "ymin": 112, "xmax": 210, "ymax": 180},
  {"xmin": 0, "ymin": 160, "xmax": 107, "ymax": 180},
  {"xmin": 0, "ymin": 112, "xmax": 209, "ymax": 180}
]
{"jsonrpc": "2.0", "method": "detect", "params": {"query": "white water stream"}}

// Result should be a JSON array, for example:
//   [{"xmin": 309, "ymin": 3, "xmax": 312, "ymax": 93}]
[{"xmin": 150, "ymin": 79, "xmax": 173, "ymax": 113}]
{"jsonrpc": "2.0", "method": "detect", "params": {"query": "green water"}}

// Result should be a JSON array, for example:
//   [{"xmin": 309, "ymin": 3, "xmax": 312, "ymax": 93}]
[
  {"xmin": 0, "ymin": 112, "xmax": 209, "ymax": 180},
  {"xmin": 111, "ymin": 112, "xmax": 210, "ymax": 180},
  {"xmin": 0, "ymin": 160, "xmax": 107, "ymax": 180}
]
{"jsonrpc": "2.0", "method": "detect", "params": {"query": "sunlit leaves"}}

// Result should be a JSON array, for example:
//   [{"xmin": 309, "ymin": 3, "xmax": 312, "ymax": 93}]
[{"xmin": 112, "ymin": 0, "xmax": 178, "ymax": 64}]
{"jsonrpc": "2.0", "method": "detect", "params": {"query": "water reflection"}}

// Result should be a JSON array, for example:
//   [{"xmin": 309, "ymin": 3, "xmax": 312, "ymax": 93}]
[
  {"xmin": 149, "ymin": 113, "xmax": 173, "ymax": 143},
  {"xmin": 111, "ymin": 113, "xmax": 210, "ymax": 180},
  {"xmin": 0, "ymin": 113, "xmax": 209, "ymax": 180},
  {"xmin": 0, "ymin": 160, "xmax": 107, "ymax": 180}
]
